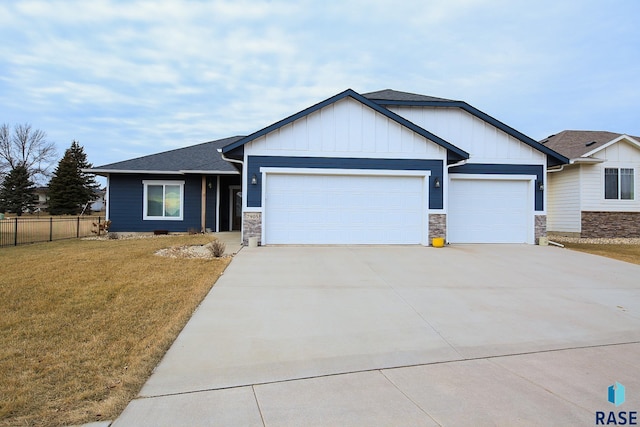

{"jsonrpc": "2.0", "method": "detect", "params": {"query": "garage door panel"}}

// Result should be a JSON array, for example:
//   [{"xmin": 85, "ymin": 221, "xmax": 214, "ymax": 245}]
[
  {"xmin": 448, "ymin": 179, "xmax": 531, "ymax": 244},
  {"xmin": 264, "ymin": 173, "xmax": 425, "ymax": 244}
]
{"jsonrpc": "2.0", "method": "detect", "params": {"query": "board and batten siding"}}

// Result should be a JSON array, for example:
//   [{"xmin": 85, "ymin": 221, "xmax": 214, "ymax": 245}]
[
  {"xmin": 387, "ymin": 106, "xmax": 545, "ymax": 165},
  {"xmin": 581, "ymin": 142, "xmax": 640, "ymax": 212},
  {"xmin": 547, "ymin": 166, "xmax": 581, "ymax": 232},
  {"xmin": 245, "ymin": 97, "xmax": 447, "ymax": 160}
]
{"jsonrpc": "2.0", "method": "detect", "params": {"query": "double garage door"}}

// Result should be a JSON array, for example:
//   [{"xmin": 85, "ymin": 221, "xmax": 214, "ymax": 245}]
[
  {"xmin": 263, "ymin": 172, "xmax": 427, "ymax": 245},
  {"xmin": 261, "ymin": 172, "xmax": 533, "ymax": 245}
]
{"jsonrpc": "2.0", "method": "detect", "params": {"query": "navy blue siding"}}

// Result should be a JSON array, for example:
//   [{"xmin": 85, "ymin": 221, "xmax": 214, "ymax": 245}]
[
  {"xmin": 449, "ymin": 163, "xmax": 545, "ymax": 211},
  {"xmin": 219, "ymin": 175, "xmax": 242, "ymax": 231},
  {"xmin": 247, "ymin": 156, "xmax": 444, "ymax": 209},
  {"xmin": 109, "ymin": 174, "xmax": 207, "ymax": 232}
]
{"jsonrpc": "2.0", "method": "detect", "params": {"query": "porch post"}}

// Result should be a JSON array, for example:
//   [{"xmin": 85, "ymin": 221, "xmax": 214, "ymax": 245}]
[
  {"xmin": 215, "ymin": 175, "xmax": 221, "ymax": 232},
  {"xmin": 201, "ymin": 176, "xmax": 206, "ymax": 232}
]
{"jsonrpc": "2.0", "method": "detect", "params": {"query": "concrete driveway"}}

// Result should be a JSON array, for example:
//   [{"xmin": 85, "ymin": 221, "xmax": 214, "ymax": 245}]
[{"xmin": 113, "ymin": 245, "xmax": 640, "ymax": 426}]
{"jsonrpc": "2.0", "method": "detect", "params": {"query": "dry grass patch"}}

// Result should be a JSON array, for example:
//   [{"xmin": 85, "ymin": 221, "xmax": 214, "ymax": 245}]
[
  {"xmin": 562, "ymin": 243, "xmax": 640, "ymax": 265},
  {"xmin": 0, "ymin": 235, "xmax": 231, "ymax": 427}
]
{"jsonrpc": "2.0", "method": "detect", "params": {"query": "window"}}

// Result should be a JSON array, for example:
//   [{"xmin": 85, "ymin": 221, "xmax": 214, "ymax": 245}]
[
  {"xmin": 143, "ymin": 180, "xmax": 184, "ymax": 220},
  {"xmin": 604, "ymin": 168, "xmax": 634, "ymax": 200}
]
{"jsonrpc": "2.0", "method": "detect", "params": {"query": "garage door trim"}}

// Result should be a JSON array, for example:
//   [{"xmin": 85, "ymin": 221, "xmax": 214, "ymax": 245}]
[{"xmin": 260, "ymin": 167, "xmax": 431, "ymax": 245}]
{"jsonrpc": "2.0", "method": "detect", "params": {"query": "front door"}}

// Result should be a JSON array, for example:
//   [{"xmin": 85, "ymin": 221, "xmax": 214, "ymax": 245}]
[{"xmin": 232, "ymin": 189, "xmax": 242, "ymax": 231}]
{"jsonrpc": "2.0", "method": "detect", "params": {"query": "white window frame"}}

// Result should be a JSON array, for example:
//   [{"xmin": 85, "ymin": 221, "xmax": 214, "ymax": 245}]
[
  {"xmin": 604, "ymin": 167, "xmax": 635, "ymax": 201},
  {"xmin": 143, "ymin": 180, "xmax": 185, "ymax": 220}
]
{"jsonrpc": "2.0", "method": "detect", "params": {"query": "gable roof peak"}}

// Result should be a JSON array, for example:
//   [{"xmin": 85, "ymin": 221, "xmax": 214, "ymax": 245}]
[{"xmin": 540, "ymin": 130, "xmax": 640, "ymax": 159}]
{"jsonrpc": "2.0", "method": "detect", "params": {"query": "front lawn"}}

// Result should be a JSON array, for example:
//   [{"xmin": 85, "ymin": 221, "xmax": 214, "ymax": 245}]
[
  {"xmin": 0, "ymin": 235, "xmax": 230, "ymax": 427},
  {"xmin": 562, "ymin": 242, "xmax": 640, "ymax": 265}
]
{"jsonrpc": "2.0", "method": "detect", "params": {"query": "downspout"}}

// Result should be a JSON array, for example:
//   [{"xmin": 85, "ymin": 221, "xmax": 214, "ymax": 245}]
[{"xmin": 218, "ymin": 149, "xmax": 244, "ymax": 167}]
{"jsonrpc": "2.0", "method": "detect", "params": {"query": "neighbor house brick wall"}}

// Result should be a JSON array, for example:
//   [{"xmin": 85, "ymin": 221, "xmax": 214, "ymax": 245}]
[
  {"xmin": 581, "ymin": 211, "xmax": 640, "ymax": 238},
  {"xmin": 429, "ymin": 214, "xmax": 446, "ymax": 245},
  {"xmin": 243, "ymin": 212, "xmax": 262, "ymax": 245},
  {"xmin": 535, "ymin": 215, "xmax": 547, "ymax": 243}
]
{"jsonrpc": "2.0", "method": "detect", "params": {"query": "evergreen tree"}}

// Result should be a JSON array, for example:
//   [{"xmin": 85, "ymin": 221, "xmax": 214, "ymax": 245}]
[
  {"xmin": 48, "ymin": 141, "xmax": 100, "ymax": 215},
  {"xmin": 0, "ymin": 165, "xmax": 37, "ymax": 216}
]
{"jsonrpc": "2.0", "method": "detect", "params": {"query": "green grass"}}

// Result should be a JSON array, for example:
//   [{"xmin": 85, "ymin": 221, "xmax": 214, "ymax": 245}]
[{"xmin": 0, "ymin": 235, "xmax": 230, "ymax": 427}]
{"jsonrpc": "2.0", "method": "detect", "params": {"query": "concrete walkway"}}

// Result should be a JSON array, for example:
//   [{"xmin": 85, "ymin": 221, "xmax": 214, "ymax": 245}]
[{"xmin": 112, "ymin": 245, "xmax": 640, "ymax": 426}]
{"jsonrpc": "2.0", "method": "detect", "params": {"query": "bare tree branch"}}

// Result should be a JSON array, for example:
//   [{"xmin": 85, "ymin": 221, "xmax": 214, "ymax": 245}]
[{"xmin": 0, "ymin": 123, "xmax": 57, "ymax": 185}]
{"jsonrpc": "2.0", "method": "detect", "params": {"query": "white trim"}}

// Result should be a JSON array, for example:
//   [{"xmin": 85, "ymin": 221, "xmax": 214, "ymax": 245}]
[
  {"xmin": 229, "ymin": 185, "xmax": 241, "ymax": 231},
  {"xmin": 105, "ymin": 174, "xmax": 110, "ymax": 220},
  {"xmin": 142, "ymin": 180, "xmax": 185, "ymax": 221},
  {"xmin": 259, "ymin": 168, "xmax": 431, "ymax": 246},
  {"xmin": 259, "ymin": 167, "xmax": 431, "ymax": 177},
  {"xmin": 603, "ymin": 166, "xmax": 636, "ymax": 201},
  {"xmin": 582, "ymin": 135, "xmax": 640, "ymax": 158},
  {"xmin": 84, "ymin": 169, "xmax": 239, "ymax": 176},
  {"xmin": 449, "ymin": 174, "xmax": 537, "ymax": 181}
]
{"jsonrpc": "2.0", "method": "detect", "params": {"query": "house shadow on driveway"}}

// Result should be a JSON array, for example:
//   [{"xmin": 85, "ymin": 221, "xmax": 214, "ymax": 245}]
[{"xmin": 114, "ymin": 245, "xmax": 640, "ymax": 427}]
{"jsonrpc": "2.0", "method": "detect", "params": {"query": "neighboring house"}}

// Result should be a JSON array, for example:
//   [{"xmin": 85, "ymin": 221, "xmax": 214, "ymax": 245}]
[
  {"xmin": 33, "ymin": 187, "xmax": 49, "ymax": 212},
  {"xmin": 87, "ymin": 137, "xmax": 242, "ymax": 233},
  {"xmin": 541, "ymin": 130, "xmax": 640, "ymax": 238},
  {"xmin": 220, "ymin": 89, "xmax": 567, "ymax": 245},
  {"xmin": 88, "ymin": 188, "xmax": 107, "ymax": 212}
]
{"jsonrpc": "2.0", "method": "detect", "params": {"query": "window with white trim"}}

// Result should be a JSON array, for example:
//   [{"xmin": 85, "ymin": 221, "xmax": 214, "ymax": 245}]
[
  {"xmin": 143, "ymin": 180, "xmax": 184, "ymax": 220},
  {"xmin": 604, "ymin": 168, "xmax": 634, "ymax": 200}
]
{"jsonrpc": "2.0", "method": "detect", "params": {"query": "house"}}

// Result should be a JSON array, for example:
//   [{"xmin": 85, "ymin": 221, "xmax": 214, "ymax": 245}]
[
  {"xmin": 541, "ymin": 130, "xmax": 640, "ymax": 238},
  {"xmin": 220, "ymin": 89, "xmax": 567, "ymax": 245},
  {"xmin": 87, "ymin": 136, "xmax": 242, "ymax": 233},
  {"xmin": 89, "ymin": 89, "xmax": 568, "ymax": 244}
]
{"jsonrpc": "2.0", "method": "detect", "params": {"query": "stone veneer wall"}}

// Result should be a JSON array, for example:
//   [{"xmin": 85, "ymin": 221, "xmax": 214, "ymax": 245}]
[
  {"xmin": 428, "ymin": 214, "xmax": 446, "ymax": 245},
  {"xmin": 534, "ymin": 215, "xmax": 547, "ymax": 243},
  {"xmin": 242, "ymin": 212, "xmax": 262, "ymax": 245},
  {"xmin": 581, "ymin": 211, "xmax": 640, "ymax": 238}
]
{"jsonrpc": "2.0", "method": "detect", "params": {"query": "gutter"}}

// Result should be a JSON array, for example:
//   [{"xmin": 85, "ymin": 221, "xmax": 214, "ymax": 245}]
[{"xmin": 218, "ymin": 149, "xmax": 244, "ymax": 167}]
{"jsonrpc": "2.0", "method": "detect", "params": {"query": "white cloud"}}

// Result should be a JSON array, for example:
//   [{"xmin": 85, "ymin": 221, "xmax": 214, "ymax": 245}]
[{"xmin": 0, "ymin": 0, "xmax": 639, "ymax": 167}]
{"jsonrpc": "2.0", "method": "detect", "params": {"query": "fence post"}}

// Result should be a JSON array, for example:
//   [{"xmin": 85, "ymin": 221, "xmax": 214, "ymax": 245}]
[
  {"xmin": 14, "ymin": 217, "xmax": 18, "ymax": 246},
  {"xmin": 50, "ymin": 217, "xmax": 53, "ymax": 242},
  {"xmin": 77, "ymin": 216, "xmax": 80, "ymax": 238}
]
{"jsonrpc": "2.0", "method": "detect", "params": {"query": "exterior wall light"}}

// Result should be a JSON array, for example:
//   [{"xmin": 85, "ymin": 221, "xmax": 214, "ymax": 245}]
[
  {"xmin": 434, "ymin": 177, "xmax": 440, "ymax": 188},
  {"xmin": 251, "ymin": 174, "xmax": 258, "ymax": 185},
  {"xmin": 538, "ymin": 181, "xmax": 544, "ymax": 191}
]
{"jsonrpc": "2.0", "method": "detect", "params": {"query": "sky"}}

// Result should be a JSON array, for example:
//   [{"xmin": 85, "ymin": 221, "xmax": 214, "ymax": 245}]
[{"xmin": 1, "ymin": 0, "xmax": 639, "ymax": 180}]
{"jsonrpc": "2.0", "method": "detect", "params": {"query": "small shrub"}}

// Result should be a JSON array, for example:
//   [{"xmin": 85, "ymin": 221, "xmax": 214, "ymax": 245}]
[
  {"xmin": 207, "ymin": 240, "xmax": 226, "ymax": 257},
  {"xmin": 187, "ymin": 227, "xmax": 200, "ymax": 235}
]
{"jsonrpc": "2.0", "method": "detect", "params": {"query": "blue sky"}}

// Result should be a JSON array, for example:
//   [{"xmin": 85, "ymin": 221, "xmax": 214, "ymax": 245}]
[{"xmin": 1, "ymin": 0, "xmax": 639, "ymax": 174}]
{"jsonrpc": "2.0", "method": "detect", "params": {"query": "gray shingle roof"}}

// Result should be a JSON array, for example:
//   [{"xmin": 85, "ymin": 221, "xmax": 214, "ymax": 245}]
[
  {"xmin": 362, "ymin": 89, "xmax": 457, "ymax": 103},
  {"xmin": 91, "ymin": 136, "xmax": 244, "ymax": 173},
  {"xmin": 540, "ymin": 130, "xmax": 639, "ymax": 159}
]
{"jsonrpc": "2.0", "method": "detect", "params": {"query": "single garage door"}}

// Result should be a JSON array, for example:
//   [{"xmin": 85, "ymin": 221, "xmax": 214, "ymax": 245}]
[
  {"xmin": 264, "ymin": 172, "xmax": 426, "ymax": 244},
  {"xmin": 448, "ymin": 177, "xmax": 532, "ymax": 243}
]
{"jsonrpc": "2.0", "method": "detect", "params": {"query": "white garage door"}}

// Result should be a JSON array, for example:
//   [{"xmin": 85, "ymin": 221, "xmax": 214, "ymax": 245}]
[
  {"xmin": 264, "ymin": 173, "xmax": 426, "ymax": 244},
  {"xmin": 448, "ymin": 178, "xmax": 532, "ymax": 243}
]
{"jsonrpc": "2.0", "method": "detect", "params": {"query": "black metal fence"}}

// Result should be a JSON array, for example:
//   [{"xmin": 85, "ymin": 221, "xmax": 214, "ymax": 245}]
[{"xmin": 0, "ymin": 216, "xmax": 106, "ymax": 247}]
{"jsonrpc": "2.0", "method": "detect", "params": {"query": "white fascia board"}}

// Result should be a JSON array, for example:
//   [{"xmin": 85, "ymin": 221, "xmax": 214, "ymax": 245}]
[
  {"xmin": 178, "ymin": 170, "xmax": 239, "ymax": 174},
  {"xmin": 571, "ymin": 157, "xmax": 604, "ymax": 164},
  {"xmin": 582, "ymin": 135, "xmax": 640, "ymax": 158},
  {"xmin": 259, "ymin": 167, "xmax": 431, "ymax": 177},
  {"xmin": 83, "ymin": 169, "xmax": 238, "ymax": 175}
]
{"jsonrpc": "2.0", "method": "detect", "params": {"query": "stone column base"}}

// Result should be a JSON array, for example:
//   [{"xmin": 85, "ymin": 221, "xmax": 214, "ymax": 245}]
[
  {"xmin": 535, "ymin": 215, "xmax": 547, "ymax": 244},
  {"xmin": 429, "ymin": 214, "xmax": 446, "ymax": 245},
  {"xmin": 242, "ymin": 212, "xmax": 262, "ymax": 245}
]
